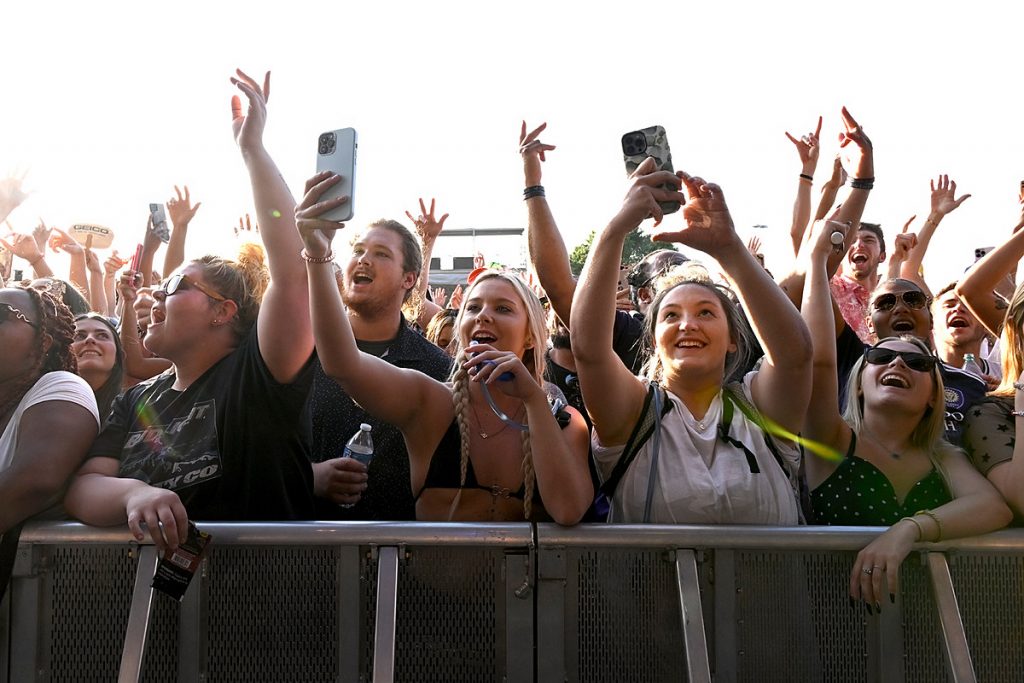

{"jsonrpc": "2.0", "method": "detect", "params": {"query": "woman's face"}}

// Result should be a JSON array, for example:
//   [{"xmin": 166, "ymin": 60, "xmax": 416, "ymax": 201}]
[
  {"xmin": 0, "ymin": 288, "xmax": 40, "ymax": 384},
  {"xmin": 459, "ymin": 278, "xmax": 532, "ymax": 358},
  {"xmin": 654, "ymin": 284, "xmax": 735, "ymax": 378},
  {"xmin": 859, "ymin": 339, "xmax": 936, "ymax": 415},
  {"xmin": 72, "ymin": 318, "xmax": 118, "ymax": 381}
]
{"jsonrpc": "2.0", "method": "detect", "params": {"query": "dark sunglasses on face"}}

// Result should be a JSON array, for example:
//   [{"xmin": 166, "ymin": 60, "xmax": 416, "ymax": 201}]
[
  {"xmin": 864, "ymin": 346, "xmax": 938, "ymax": 373},
  {"xmin": 157, "ymin": 274, "xmax": 228, "ymax": 302},
  {"xmin": 871, "ymin": 290, "xmax": 929, "ymax": 312},
  {"xmin": 0, "ymin": 302, "xmax": 37, "ymax": 328}
]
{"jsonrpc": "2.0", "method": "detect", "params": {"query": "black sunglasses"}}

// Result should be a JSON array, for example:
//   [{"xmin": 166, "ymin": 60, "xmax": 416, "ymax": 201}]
[
  {"xmin": 0, "ymin": 302, "xmax": 37, "ymax": 328},
  {"xmin": 864, "ymin": 346, "xmax": 938, "ymax": 373},
  {"xmin": 871, "ymin": 290, "xmax": 929, "ymax": 312}
]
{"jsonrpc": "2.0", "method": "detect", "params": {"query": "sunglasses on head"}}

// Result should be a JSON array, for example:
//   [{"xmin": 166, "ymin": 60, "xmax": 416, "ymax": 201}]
[
  {"xmin": 0, "ymin": 302, "xmax": 37, "ymax": 328},
  {"xmin": 864, "ymin": 346, "xmax": 938, "ymax": 373},
  {"xmin": 158, "ymin": 273, "xmax": 228, "ymax": 302},
  {"xmin": 871, "ymin": 290, "xmax": 929, "ymax": 312}
]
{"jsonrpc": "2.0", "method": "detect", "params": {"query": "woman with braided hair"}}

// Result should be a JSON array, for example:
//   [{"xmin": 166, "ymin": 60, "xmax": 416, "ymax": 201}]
[
  {"xmin": 1, "ymin": 285, "xmax": 100, "ymax": 534},
  {"xmin": 297, "ymin": 181, "xmax": 591, "ymax": 523}
]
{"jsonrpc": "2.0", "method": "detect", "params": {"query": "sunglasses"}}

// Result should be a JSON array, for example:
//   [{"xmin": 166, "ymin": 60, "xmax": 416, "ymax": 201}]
[
  {"xmin": 157, "ymin": 274, "xmax": 228, "ymax": 302},
  {"xmin": 864, "ymin": 346, "xmax": 938, "ymax": 373},
  {"xmin": 0, "ymin": 302, "xmax": 37, "ymax": 328},
  {"xmin": 871, "ymin": 290, "xmax": 930, "ymax": 312}
]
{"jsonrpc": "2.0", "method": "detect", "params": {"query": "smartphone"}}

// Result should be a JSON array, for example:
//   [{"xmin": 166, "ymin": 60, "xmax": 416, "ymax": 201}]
[
  {"xmin": 974, "ymin": 246, "xmax": 995, "ymax": 261},
  {"xmin": 129, "ymin": 243, "xmax": 144, "ymax": 273},
  {"xmin": 315, "ymin": 127, "xmax": 357, "ymax": 222},
  {"xmin": 622, "ymin": 125, "xmax": 680, "ymax": 215},
  {"xmin": 149, "ymin": 204, "xmax": 170, "ymax": 243}
]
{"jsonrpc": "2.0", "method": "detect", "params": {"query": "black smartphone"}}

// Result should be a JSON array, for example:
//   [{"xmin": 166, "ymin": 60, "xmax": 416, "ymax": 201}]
[{"xmin": 622, "ymin": 125, "xmax": 680, "ymax": 216}]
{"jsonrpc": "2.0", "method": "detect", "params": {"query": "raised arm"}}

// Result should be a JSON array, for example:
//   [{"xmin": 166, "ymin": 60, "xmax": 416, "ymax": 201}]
[
  {"xmin": 230, "ymin": 69, "xmax": 313, "ymax": 382},
  {"xmin": 164, "ymin": 185, "xmax": 201, "ymax": 277},
  {"xmin": 406, "ymin": 197, "xmax": 447, "ymax": 330},
  {"xmin": 653, "ymin": 173, "xmax": 812, "ymax": 435},
  {"xmin": 521, "ymin": 122, "xmax": 577, "ymax": 325},
  {"xmin": 957, "ymin": 195, "xmax": 1024, "ymax": 336},
  {"xmin": 785, "ymin": 116, "xmax": 822, "ymax": 255},
  {"xmin": 571, "ymin": 159, "xmax": 684, "ymax": 445},
  {"xmin": 295, "ymin": 173, "xmax": 451, "ymax": 432}
]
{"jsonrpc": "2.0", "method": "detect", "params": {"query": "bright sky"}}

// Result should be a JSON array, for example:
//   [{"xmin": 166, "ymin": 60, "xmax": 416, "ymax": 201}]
[{"xmin": 2, "ymin": 1, "xmax": 1022, "ymax": 290}]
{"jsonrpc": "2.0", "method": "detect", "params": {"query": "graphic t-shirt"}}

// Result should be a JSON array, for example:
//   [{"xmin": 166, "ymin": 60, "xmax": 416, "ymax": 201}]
[{"xmin": 88, "ymin": 329, "xmax": 315, "ymax": 520}]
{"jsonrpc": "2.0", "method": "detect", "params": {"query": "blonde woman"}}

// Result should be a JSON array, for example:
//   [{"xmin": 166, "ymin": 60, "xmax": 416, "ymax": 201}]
[{"xmin": 296, "ymin": 174, "xmax": 591, "ymax": 523}]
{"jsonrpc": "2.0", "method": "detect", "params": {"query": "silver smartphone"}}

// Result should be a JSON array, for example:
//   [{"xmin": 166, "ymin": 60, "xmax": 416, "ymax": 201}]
[{"xmin": 315, "ymin": 127, "xmax": 357, "ymax": 222}]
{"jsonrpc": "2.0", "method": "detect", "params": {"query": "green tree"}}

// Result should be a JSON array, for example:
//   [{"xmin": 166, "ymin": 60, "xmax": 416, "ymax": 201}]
[{"xmin": 569, "ymin": 230, "xmax": 677, "ymax": 276}]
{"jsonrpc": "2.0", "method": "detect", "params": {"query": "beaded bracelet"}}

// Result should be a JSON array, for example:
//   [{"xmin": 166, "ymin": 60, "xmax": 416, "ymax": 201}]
[
  {"xmin": 523, "ymin": 185, "xmax": 546, "ymax": 200},
  {"xmin": 300, "ymin": 249, "xmax": 334, "ymax": 264},
  {"xmin": 900, "ymin": 516, "xmax": 924, "ymax": 542},
  {"xmin": 916, "ymin": 509, "xmax": 943, "ymax": 542}
]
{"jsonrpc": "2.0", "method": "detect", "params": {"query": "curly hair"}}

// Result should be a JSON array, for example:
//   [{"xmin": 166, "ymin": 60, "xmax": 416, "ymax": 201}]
[
  {"xmin": 192, "ymin": 242, "xmax": 269, "ymax": 340},
  {"xmin": 0, "ymin": 286, "xmax": 77, "ymax": 421}
]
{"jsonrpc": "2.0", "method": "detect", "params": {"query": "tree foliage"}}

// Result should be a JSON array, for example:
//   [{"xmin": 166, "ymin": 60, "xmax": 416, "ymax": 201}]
[{"xmin": 569, "ymin": 230, "xmax": 677, "ymax": 276}]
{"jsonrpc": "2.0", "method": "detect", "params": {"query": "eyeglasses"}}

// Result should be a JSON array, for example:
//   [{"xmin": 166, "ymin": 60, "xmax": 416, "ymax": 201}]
[
  {"xmin": 157, "ymin": 274, "xmax": 228, "ymax": 302},
  {"xmin": 864, "ymin": 346, "xmax": 938, "ymax": 373},
  {"xmin": 0, "ymin": 302, "xmax": 37, "ymax": 328},
  {"xmin": 871, "ymin": 290, "xmax": 930, "ymax": 312}
]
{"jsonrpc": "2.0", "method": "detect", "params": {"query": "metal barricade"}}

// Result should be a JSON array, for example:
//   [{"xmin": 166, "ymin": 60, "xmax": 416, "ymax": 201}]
[{"xmin": 3, "ymin": 523, "xmax": 1023, "ymax": 682}]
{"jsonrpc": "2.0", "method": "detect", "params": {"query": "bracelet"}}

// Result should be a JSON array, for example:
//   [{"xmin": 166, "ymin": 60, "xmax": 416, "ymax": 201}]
[
  {"xmin": 523, "ymin": 185, "xmax": 546, "ymax": 200},
  {"xmin": 300, "ymin": 249, "xmax": 334, "ymax": 264},
  {"xmin": 799, "ymin": 173, "xmax": 814, "ymax": 182},
  {"xmin": 916, "ymin": 509, "xmax": 943, "ymax": 542},
  {"xmin": 900, "ymin": 516, "xmax": 924, "ymax": 542},
  {"xmin": 850, "ymin": 177, "xmax": 875, "ymax": 190}
]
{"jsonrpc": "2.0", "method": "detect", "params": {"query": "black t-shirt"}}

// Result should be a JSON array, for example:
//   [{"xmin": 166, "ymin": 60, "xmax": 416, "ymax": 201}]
[
  {"xmin": 88, "ymin": 328, "xmax": 316, "ymax": 520},
  {"xmin": 306, "ymin": 319, "xmax": 453, "ymax": 521}
]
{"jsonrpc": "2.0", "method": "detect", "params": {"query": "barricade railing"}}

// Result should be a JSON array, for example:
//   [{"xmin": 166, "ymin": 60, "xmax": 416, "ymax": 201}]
[{"xmin": 3, "ymin": 522, "xmax": 1023, "ymax": 682}]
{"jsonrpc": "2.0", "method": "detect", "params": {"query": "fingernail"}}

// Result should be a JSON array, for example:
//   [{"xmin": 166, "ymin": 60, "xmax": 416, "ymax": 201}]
[{"xmin": 889, "ymin": 593, "xmax": 896, "ymax": 604}]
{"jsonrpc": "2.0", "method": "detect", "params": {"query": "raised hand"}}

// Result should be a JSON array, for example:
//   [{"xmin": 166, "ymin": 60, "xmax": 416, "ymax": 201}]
[
  {"xmin": 167, "ymin": 185, "xmax": 202, "ymax": 226},
  {"xmin": 519, "ymin": 121, "xmax": 557, "ymax": 187},
  {"xmin": 784, "ymin": 116, "xmax": 823, "ymax": 170},
  {"xmin": 431, "ymin": 286, "xmax": 448, "ymax": 308},
  {"xmin": 405, "ymin": 198, "xmax": 449, "ymax": 242},
  {"xmin": 651, "ymin": 170, "xmax": 737, "ymax": 258},
  {"xmin": 837, "ymin": 107, "xmax": 873, "ymax": 181},
  {"xmin": 229, "ymin": 69, "xmax": 271, "ymax": 152},
  {"xmin": 294, "ymin": 171, "xmax": 349, "ymax": 257},
  {"xmin": 930, "ymin": 174, "xmax": 971, "ymax": 216}
]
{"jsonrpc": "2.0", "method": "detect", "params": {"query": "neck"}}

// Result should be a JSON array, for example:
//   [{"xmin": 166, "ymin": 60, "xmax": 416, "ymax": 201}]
[{"xmin": 348, "ymin": 307, "xmax": 404, "ymax": 342}]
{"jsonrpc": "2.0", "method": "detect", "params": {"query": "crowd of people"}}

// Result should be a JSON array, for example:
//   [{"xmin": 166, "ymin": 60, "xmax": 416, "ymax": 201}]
[{"xmin": 2, "ymin": 70, "xmax": 1023, "ymax": 610}]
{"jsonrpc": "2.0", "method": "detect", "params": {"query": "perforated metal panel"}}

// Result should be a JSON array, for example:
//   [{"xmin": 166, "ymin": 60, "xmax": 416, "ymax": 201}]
[
  {"xmin": 900, "ymin": 557, "xmax": 947, "ymax": 682},
  {"xmin": 570, "ymin": 548, "xmax": 688, "ymax": 683},
  {"xmin": 952, "ymin": 554, "xmax": 1024, "ymax": 681},
  {"xmin": 360, "ymin": 546, "xmax": 507, "ymax": 683}
]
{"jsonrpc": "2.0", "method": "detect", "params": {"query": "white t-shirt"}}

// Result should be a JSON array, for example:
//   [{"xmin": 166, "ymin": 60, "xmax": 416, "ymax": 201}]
[
  {"xmin": 0, "ymin": 371, "xmax": 100, "ymax": 472},
  {"xmin": 592, "ymin": 373, "xmax": 800, "ymax": 525}
]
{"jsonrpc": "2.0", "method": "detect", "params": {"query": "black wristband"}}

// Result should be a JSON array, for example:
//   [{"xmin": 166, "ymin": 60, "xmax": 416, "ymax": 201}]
[
  {"xmin": 850, "ymin": 177, "xmax": 875, "ymax": 190},
  {"xmin": 523, "ymin": 185, "xmax": 545, "ymax": 200}
]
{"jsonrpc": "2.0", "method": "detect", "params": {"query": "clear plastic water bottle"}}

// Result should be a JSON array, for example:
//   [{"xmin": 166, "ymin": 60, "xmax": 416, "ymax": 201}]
[
  {"xmin": 962, "ymin": 353, "xmax": 983, "ymax": 379},
  {"xmin": 343, "ymin": 423, "xmax": 374, "ymax": 466}
]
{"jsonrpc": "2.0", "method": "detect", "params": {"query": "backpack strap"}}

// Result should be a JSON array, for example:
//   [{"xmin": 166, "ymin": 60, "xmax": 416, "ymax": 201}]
[{"xmin": 599, "ymin": 383, "xmax": 671, "ymax": 500}]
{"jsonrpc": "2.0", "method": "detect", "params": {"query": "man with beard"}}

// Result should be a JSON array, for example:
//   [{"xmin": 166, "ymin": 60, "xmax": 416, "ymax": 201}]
[
  {"xmin": 306, "ymin": 219, "xmax": 451, "ymax": 520},
  {"xmin": 831, "ymin": 222, "xmax": 885, "ymax": 343}
]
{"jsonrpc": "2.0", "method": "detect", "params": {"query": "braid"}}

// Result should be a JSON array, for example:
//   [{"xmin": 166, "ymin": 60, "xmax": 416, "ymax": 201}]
[{"xmin": 520, "ymin": 430, "xmax": 535, "ymax": 520}]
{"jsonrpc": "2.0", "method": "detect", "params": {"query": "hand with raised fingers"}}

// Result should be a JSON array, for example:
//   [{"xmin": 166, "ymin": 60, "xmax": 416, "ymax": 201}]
[
  {"xmin": 651, "ymin": 171, "xmax": 737, "ymax": 259},
  {"xmin": 837, "ymin": 107, "xmax": 873, "ymax": 182},
  {"xmin": 849, "ymin": 521, "xmax": 917, "ymax": 614},
  {"xmin": 405, "ymin": 198, "xmax": 448, "ymax": 243},
  {"xmin": 449, "ymin": 284, "xmax": 464, "ymax": 310},
  {"xmin": 167, "ymin": 185, "xmax": 202, "ymax": 226},
  {"xmin": 124, "ymin": 485, "xmax": 190, "ymax": 553},
  {"xmin": 32, "ymin": 219, "xmax": 51, "ymax": 253},
  {"xmin": 519, "ymin": 121, "xmax": 557, "ymax": 187},
  {"xmin": 312, "ymin": 457, "xmax": 368, "ymax": 507},
  {"xmin": 463, "ymin": 344, "xmax": 543, "ymax": 402},
  {"xmin": 784, "ymin": 116, "xmax": 823, "ymax": 171},
  {"xmin": 611, "ymin": 157, "xmax": 686, "ymax": 233},
  {"xmin": 0, "ymin": 170, "xmax": 30, "ymax": 222},
  {"xmin": 229, "ymin": 68, "xmax": 271, "ymax": 152},
  {"xmin": 104, "ymin": 250, "xmax": 127, "ymax": 279},
  {"xmin": 930, "ymin": 175, "xmax": 971, "ymax": 216},
  {"xmin": 294, "ymin": 171, "xmax": 348, "ymax": 258},
  {"xmin": 431, "ymin": 286, "xmax": 448, "ymax": 308},
  {"xmin": 48, "ymin": 226, "xmax": 83, "ymax": 256}
]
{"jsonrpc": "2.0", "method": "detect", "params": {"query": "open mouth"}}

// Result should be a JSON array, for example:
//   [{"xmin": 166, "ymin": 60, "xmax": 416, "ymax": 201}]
[{"xmin": 880, "ymin": 373, "xmax": 910, "ymax": 388}]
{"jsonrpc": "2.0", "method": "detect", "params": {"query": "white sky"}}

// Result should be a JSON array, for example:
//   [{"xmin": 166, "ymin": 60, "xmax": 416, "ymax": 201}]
[{"xmin": 2, "ymin": 1, "xmax": 1022, "ymax": 290}]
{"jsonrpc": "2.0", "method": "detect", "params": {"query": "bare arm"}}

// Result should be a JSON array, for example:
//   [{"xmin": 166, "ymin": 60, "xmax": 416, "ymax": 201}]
[{"xmin": 230, "ymin": 69, "xmax": 314, "ymax": 383}]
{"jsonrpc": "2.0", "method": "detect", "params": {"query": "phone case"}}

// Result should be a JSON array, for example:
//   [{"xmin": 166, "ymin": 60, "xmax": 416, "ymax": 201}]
[
  {"xmin": 316, "ymin": 127, "xmax": 357, "ymax": 223},
  {"xmin": 622, "ymin": 125, "xmax": 679, "ymax": 215}
]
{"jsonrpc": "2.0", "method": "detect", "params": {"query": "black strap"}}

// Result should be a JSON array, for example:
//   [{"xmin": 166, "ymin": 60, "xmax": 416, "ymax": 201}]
[
  {"xmin": 0, "ymin": 523, "xmax": 24, "ymax": 603},
  {"xmin": 599, "ymin": 384, "xmax": 670, "ymax": 499}
]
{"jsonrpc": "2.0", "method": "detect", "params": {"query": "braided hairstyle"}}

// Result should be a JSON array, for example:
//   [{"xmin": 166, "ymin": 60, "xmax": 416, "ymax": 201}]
[
  {"xmin": 0, "ymin": 286, "xmax": 77, "ymax": 421},
  {"xmin": 448, "ymin": 271, "xmax": 549, "ymax": 520}
]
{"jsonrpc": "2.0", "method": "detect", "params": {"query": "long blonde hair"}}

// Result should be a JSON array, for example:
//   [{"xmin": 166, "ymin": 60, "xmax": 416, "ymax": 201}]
[{"xmin": 447, "ymin": 271, "xmax": 548, "ymax": 519}]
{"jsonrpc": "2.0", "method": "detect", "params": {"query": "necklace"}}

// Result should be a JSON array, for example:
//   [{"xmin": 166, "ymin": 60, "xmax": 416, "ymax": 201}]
[{"xmin": 470, "ymin": 399, "xmax": 523, "ymax": 439}]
